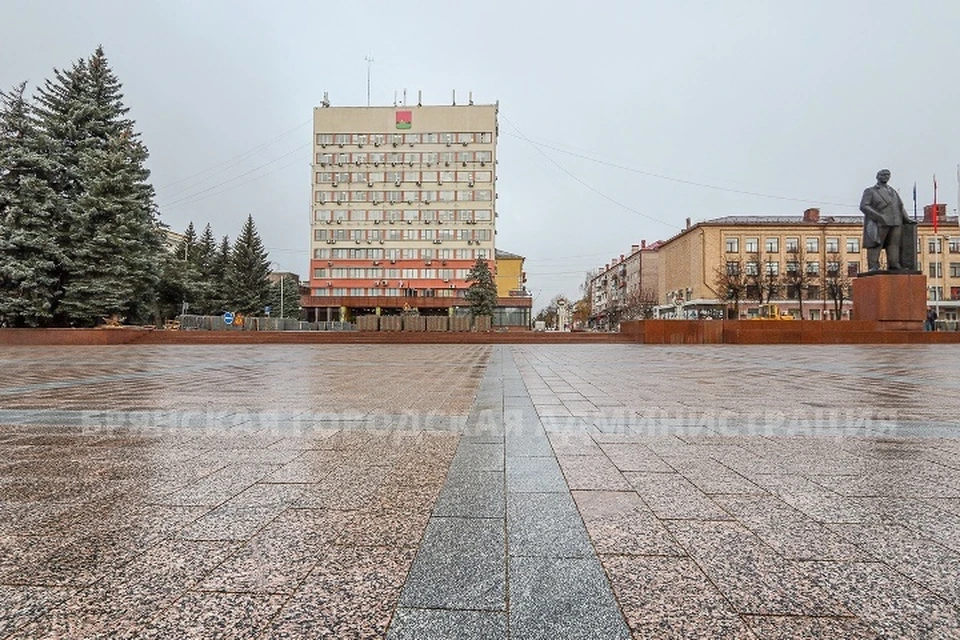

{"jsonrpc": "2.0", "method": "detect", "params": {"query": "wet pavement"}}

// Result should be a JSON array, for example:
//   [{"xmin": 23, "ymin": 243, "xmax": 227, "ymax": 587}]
[{"xmin": 2, "ymin": 344, "xmax": 960, "ymax": 638}]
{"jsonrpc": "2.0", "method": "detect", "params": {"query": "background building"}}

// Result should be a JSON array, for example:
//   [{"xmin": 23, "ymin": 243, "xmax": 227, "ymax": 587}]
[
  {"xmin": 494, "ymin": 249, "xmax": 532, "ymax": 329},
  {"xmin": 590, "ymin": 205, "xmax": 959, "ymax": 323},
  {"xmin": 302, "ymin": 101, "xmax": 499, "ymax": 322}
]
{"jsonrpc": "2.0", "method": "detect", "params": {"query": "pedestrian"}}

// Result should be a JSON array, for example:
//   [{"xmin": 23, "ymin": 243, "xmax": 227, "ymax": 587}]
[{"xmin": 926, "ymin": 308, "xmax": 938, "ymax": 332}]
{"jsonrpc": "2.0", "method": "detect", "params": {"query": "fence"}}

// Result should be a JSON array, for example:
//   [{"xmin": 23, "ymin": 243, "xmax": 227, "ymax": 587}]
[{"xmin": 178, "ymin": 315, "xmax": 356, "ymax": 332}]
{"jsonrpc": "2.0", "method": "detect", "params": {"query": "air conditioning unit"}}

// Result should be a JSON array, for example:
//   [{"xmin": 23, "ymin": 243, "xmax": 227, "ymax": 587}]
[
  {"xmin": 480, "ymin": 161, "xmax": 485, "ymax": 167},
  {"xmin": 389, "ymin": 220, "xmax": 395, "ymax": 224},
  {"xmin": 366, "ymin": 240, "xmax": 372, "ymax": 244},
  {"xmin": 437, "ymin": 220, "xmax": 443, "ymax": 224},
  {"xmin": 446, "ymin": 142, "xmax": 451, "ymax": 147},
  {"xmin": 374, "ymin": 219, "xmax": 381, "ymax": 224},
  {"xmin": 332, "ymin": 182, "xmax": 338, "ymax": 187},
  {"xmin": 319, "ymin": 162, "xmax": 326, "ymax": 167},
  {"xmin": 321, "ymin": 144, "xmax": 327, "ymax": 148},
  {"xmin": 331, "ymin": 240, "xmax": 337, "ymax": 244},
  {"xmin": 462, "ymin": 141, "xmax": 468, "ymax": 147},
  {"xmin": 373, "ymin": 261, "xmax": 380, "ymax": 265},
  {"xmin": 441, "ymin": 260, "xmax": 447, "ymax": 265},
  {"xmin": 416, "ymin": 180, "xmax": 421, "ymax": 186},
  {"xmin": 327, "ymin": 261, "xmax": 333, "ymax": 266},
  {"xmin": 407, "ymin": 220, "xmax": 412, "ymax": 224},
  {"xmin": 462, "ymin": 162, "xmax": 467, "ymax": 167},
  {"xmin": 355, "ymin": 240, "xmax": 361, "ymax": 244},
  {"xmin": 379, "ymin": 240, "xmax": 385, "ymax": 244},
  {"xmin": 433, "ymin": 240, "xmax": 441, "ymax": 245},
  {"xmin": 390, "ymin": 259, "xmax": 396, "ymax": 264},
  {"xmin": 336, "ymin": 220, "xmax": 342, "ymax": 224},
  {"xmin": 392, "ymin": 141, "xmax": 398, "ymax": 147},
  {"xmin": 449, "ymin": 284, "xmax": 455, "ymax": 289},
  {"xmin": 368, "ymin": 182, "xmax": 374, "ymax": 187},
  {"xmin": 338, "ymin": 143, "xmax": 344, "ymax": 148},
  {"xmin": 425, "ymin": 260, "xmax": 432, "ymax": 266},
  {"xmin": 374, "ymin": 141, "xmax": 381, "ymax": 147},
  {"xmin": 408, "ymin": 161, "xmax": 414, "ymax": 167},
  {"xmin": 468, "ymin": 181, "xmax": 474, "ymax": 188},
  {"xmin": 443, "ymin": 278, "xmax": 449, "ymax": 283},
  {"xmin": 327, "ymin": 281, "xmax": 332, "ymax": 286},
  {"xmin": 374, "ymin": 161, "xmax": 380, "ymax": 167},
  {"xmin": 355, "ymin": 159, "xmax": 361, "ymax": 165},
  {"xmin": 445, "ymin": 161, "xmax": 450, "ymax": 167},
  {"xmin": 337, "ymin": 162, "xmax": 343, "ymax": 167},
  {"xmin": 391, "ymin": 161, "xmax": 397, "ymax": 167},
  {"xmin": 424, "ymin": 220, "xmax": 432, "ymax": 224}
]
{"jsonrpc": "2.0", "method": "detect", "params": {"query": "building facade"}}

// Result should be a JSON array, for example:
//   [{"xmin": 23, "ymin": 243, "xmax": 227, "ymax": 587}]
[
  {"xmin": 588, "ymin": 241, "xmax": 661, "ymax": 330},
  {"xmin": 302, "ymin": 102, "xmax": 500, "ymax": 322},
  {"xmin": 649, "ymin": 206, "xmax": 960, "ymax": 321},
  {"xmin": 494, "ymin": 249, "xmax": 532, "ymax": 329}
]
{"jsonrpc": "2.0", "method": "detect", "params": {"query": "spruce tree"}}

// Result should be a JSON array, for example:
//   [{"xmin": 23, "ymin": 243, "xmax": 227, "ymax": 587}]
[
  {"xmin": 175, "ymin": 221, "xmax": 200, "ymax": 312},
  {"xmin": 0, "ymin": 83, "xmax": 62, "ymax": 327},
  {"xmin": 268, "ymin": 274, "xmax": 301, "ymax": 319},
  {"xmin": 228, "ymin": 215, "xmax": 271, "ymax": 314},
  {"xmin": 34, "ymin": 46, "xmax": 163, "ymax": 325},
  {"xmin": 465, "ymin": 257, "xmax": 498, "ymax": 318},
  {"xmin": 208, "ymin": 234, "xmax": 231, "ymax": 315},
  {"xmin": 194, "ymin": 223, "xmax": 217, "ymax": 314}
]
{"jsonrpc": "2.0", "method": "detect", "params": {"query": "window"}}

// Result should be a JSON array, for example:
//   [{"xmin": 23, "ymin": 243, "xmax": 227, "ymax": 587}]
[
  {"xmin": 745, "ymin": 261, "xmax": 759, "ymax": 275},
  {"xmin": 930, "ymin": 262, "xmax": 943, "ymax": 278},
  {"xmin": 785, "ymin": 261, "xmax": 799, "ymax": 274},
  {"xmin": 765, "ymin": 238, "xmax": 779, "ymax": 253},
  {"xmin": 950, "ymin": 263, "xmax": 960, "ymax": 278},
  {"xmin": 846, "ymin": 238, "xmax": 860, "ymax": 253},
  {"xmin": 725, "ymin": 261, "xmax": 740, "ymax": 275},
  {"xmin": 725, "ymin": 237, "xmax": 739, "ymax": 253},
  {"xmin": 745, "ymin": 237, "xmax": 758, "ymax": 253},
  {"xmin": 847, "ymin": 261, "xmax": 860, "ymax": 277},
  {"xmin": 765, "ymin": 261, "xmax": 779, "ymax": 275},
  {"xmin": 929, "ymin": 238, "xmax": 943, "ymax": 254},
  {"xmin": 929, "ymin": 286, "xmax": 943, "ymax": 301},
  {"xmin": 827, "ymin": 261, "xmax": 840, "ymax": 275},
  {"xmin": 806, "ymin": 237, "xmax": 819, "ymax": 253},
  {"xmin": 826, "ymin": 237, "xmax": 839, "ymax": 253},
  {"xmin": 785, "ymin": 237, "xmax": 799, "ymax": 252},
  {"xmin": 950, "ymin": 238, "xmax": 960, "ymax": 253}
]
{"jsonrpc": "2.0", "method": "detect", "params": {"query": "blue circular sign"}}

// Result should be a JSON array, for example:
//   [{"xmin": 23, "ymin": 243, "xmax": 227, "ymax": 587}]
[{"xmin": 223, "ymin": 312, "xmax": 235, "ymax": 325}]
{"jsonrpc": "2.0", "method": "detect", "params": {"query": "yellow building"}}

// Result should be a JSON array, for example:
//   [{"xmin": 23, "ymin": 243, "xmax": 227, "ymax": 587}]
[
  {"xmin": 650, "ymin": 207, "xmax": 959, "ymax": 321},
  {"xmin": 494, "ymin": 249, "xmax": 532, "ymax": 329}
]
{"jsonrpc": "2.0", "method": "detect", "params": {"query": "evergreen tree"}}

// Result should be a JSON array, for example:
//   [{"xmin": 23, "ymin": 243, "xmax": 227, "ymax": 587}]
[
  {"xmin": 176, "ymin": 221, "xmax": 197, "ymax": 263},
  {"xmin": 227, "ymin": 215, "xmax": 270, "ymax": 314},
  {"xmin": 0, "ymin": 83, "xmax": 62, "ymax": 326},
  {"xmin": 174, "ymin": 221, "xmax": 201, "ymax": 312},
  {"xmin": 268, "ymin": 274, "xmax": 301, "ymax": 319},
  {"xmin": 33, "ymin": 46, "xmax": 163, "ymax": 325},
  {"xmin": 465, "ymin": 257, "xmax": 498, "ymax": 318},
  {"xmin": 208, "ymin": 234, "xmax": 231, "ymax": 314},
  {"xmin": 193, "ymin": 223, "xmax": 217, "ymax": 314}
]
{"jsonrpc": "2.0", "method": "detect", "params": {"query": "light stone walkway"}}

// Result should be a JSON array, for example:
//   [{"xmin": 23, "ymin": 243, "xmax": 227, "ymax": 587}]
[{"xmin": 3, "ymin": 344, "xmax": 960, "ymax": 638}]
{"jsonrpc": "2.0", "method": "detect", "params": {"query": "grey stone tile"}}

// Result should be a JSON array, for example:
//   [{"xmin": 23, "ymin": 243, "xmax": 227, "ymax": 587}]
[
  {"xmin": 387, "ymin": 608, "xmax": 508, "ymax": 639},
  {"xmin": 509, "ymin": 555, "xmax": 630, "ymax": 640},
  {"xmin": 399, "ymin": 517, "xmax": 505, "ymax": 611},
  {"xmin": 505, "ymin": 433, "xmax": 554, "ymax": 458},
  {"xmin": 507, "ymin": 492, "xmax": 592, "ymax": 558},
  {"xmin": 506, "ymin": 456, "xmax": 567, "ymax": 493},
  {"xmin": 451, "ymin": 442, "xmax": 504, "ymax": 471},
  {"xmin": 433, "ymin": 469, "xmax": 504, "ymax": 518}
]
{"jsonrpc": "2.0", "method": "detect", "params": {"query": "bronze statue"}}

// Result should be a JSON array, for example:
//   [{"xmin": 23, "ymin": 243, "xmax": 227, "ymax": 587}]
[{"xmin": 859, "ymin": 169, "xmax": 917, "ymax": 271}]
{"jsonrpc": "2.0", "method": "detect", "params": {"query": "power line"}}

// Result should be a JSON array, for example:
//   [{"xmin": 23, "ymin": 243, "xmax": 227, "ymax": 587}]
[
  {"xmin": 160, "ymin": 150, "xmax": 307, "ymax": 211},
  {"xmin": 499, "ymin": 124, "xmax": 858, "ymax": 210},
  {"xmin": 500, "ymin": 114, "xmax": 677, "ymax": 228},
  {"xmin": 157, "ymin": 118, "xmax": 311, "ymax": 192},
  {"xmin": 158, "ymin": 144, "xmax": 310, "ymax": 210}
]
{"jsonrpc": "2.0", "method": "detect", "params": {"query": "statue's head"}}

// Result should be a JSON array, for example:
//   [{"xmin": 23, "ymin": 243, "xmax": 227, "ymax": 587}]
[{"xmin": 876, "ymin": 169, "xmax": 891, "ymax": 184}]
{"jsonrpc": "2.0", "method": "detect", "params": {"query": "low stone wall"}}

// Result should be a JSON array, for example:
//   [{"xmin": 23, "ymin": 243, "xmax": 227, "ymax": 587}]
[
  {"xmin": 379, "ymin": 316, "xmax": 402, "ymax": 332},
  {"xmin": 426, "ymin": 316, "xmax": 449, "ymax": 332},
  {"xmin": 402, "ymin": 316, "xmax": 426, "ymax": 332},
  {"xmin": 357, "ymin": 315, "xmax": 379, "ymax": 332},
  {"xmin": 620, "ymin": 320, "xmax": 960, "ymax": 344}
]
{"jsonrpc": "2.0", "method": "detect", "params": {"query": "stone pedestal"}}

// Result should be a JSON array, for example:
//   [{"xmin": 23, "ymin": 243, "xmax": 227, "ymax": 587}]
[{"xmin": 852, "ymin": 272, "xmax": 926, "ymax": 330}]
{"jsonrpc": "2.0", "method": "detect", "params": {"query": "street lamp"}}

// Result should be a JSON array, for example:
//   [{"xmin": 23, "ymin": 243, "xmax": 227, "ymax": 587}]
[{"xmin": 269, "ymin": 262, "xmax": 285, "ymax": 321}]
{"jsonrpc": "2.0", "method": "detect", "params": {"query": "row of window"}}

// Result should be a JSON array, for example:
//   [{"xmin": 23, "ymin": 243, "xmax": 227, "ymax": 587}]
[
  {"xmin": 317, "ymin": 132, "xmax": 494, "ymax": 147},
  {"xmin": 928, "ymin": 286, "xmax": 960, "ymax": 301},
  {"xmin": 312, "ymin": 288, "xmax": 465, "ymax": 298},
  {"xmin": 315, "ymin": 268, "xmax": 471, "ymax": 280},
  {"xmin": 314, "ymin": 209, "xmax": 493, "ymax": 223},
  {"xmin": 727, "ymin": 260, "xmax": 862, "ymax": 276},
  {"xmin": 314, "ymin": 228, "xmax": 493, "ymax": 242},
  {"xmin": 317, "ymin": 151, "xmax": 493, "ymax": 166},
  {"xmin": 316, "ymin": 170, "xmax": 492, "ymax": 185},
  {"xmin": 312, "ymin": 247, "xmax": 490, "ymax": 260},
  {"xmin": 726, "ymin": 236, "xmax": 960, "ymax": 255},
  {"xmin": 315, "ymin": 190, "xmax": 493, "ymax": 204},
  {"xmin": 927, "ymin": 263, "xmax": 960, "ymax": 278}
]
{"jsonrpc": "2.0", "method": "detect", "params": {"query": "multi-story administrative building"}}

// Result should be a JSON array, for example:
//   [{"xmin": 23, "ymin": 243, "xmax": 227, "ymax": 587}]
[
  {"xmin": 652, "ymin": 206, "xmax": 959, "ymax": 320},
  {"xmin": 302, "ymin": 101, "xmax": 500, "ymax": 322}
]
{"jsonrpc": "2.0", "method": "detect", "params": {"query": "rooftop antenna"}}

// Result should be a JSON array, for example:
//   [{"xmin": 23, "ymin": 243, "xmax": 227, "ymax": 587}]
[
  {"xmin": 393, "ymin": 90, "xmax": 397, "ymax": 107},
  {"xmin": 469, "ymin": 91, "xmax": 474, "ymax": 105},
  {"xmin": 417, "ymin": 90, "xmax": 422, "ymax": 106},
  {"xmin": 364, "ymin": 55, "xmax": 374, "ymax": 106},
  {"xmin": 403, "ymin": 88, "xmax": 407, "ymax": 106},
  {"xmin": 452, "ymin": 89, "xmax": 456, "ymax": 106},
  {"xmin": 322, "ymin": 92, "xmax": 330, "ymax": 108}
]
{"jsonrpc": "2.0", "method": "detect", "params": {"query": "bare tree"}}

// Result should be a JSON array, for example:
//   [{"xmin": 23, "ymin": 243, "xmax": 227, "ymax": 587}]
[
  {"xmin": 821, "ymin": 252, "xmax": 852, "ymax": 320},
  {"xmin": 745, "ymin": 251, "xmax": 782, "ymax": 307},
  {"xmin": 622, "ymin": 286, "xmax": 659, "ymax": 320},
  {"xmin": 782, "ymin": 246, "xmax": 817, "ymax": 319},
  {"xmin": 714, "ymin": 258, "xmax": 747, "ymax": 319}
]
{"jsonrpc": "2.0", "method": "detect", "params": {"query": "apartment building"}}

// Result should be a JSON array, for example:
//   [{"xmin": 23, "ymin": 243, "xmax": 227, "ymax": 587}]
[
  {"xmin": 588, "ymin": 241, "xmax": 661, "ymax": 329},
  {"xmin": 650, "ymin": 206, "xmax": 959, "ymax": 320},
  {"xmin": 494, "ymin": 249, "xmax": 532, "ymax": 328},
  {"xmin": 302, "ymin": 100, "xmax": 500, "ymax": 322}
]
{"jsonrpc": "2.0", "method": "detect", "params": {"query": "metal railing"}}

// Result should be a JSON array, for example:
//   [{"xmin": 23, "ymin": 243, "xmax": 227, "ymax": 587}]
[{"xmin": 177, "ymin": 315, "xmax": 356, "ymax": 332}]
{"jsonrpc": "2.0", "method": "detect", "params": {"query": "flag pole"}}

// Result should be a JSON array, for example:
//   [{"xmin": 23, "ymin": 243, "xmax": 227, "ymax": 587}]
[{"xmin": 913, "ymin": 181, "xmax": 918, "ymax": 220}]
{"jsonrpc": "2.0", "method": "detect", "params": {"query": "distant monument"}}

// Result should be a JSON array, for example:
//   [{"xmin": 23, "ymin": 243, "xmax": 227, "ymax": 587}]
[
  {"xmin": 852, "ymin": 169, "xmax": 924, "ymax": 329},
  {"xmin": 858, "ymin": 168, "xmax": 918, "ymax": 272}
]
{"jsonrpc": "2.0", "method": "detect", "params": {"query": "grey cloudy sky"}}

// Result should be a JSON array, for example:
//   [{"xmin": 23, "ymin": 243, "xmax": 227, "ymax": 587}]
[{"xmin": 3, "ymin": 0, "xmax": 959, "ymax": 309}]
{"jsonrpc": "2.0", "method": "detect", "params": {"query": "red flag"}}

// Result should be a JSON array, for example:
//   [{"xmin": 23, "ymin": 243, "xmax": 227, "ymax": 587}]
[{"xmin": 934, "ymin": 174, "xmax": 939, "ymax": 234}]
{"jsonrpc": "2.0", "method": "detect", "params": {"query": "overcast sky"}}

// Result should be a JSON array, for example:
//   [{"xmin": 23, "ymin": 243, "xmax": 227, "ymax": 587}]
[{"xmin": 3, "ymin": 0, "xmax": 959, "ymax": 309}]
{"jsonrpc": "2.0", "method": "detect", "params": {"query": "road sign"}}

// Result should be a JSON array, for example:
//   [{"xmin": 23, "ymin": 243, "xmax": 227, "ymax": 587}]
[{"xmin": 223, "ymin": 311, "xmax": 235, "ymax": 325}]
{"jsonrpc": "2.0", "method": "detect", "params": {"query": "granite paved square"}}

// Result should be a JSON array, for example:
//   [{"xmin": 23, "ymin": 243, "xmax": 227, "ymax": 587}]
[{"xmin": 3, "ymin": 343, "xmax": 960, "ymax": 638}]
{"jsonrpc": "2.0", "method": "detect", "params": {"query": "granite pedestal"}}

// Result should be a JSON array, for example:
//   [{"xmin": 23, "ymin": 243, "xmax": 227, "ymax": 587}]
[{"xmin": 851, "ymin": 272, "xmax": 925, "ymax": 330}]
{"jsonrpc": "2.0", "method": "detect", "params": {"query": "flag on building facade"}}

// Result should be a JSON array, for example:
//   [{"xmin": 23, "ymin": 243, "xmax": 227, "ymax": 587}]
[{"xmin": 395, "ymin": 110, "xmax": 412, "ymax": 129}]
